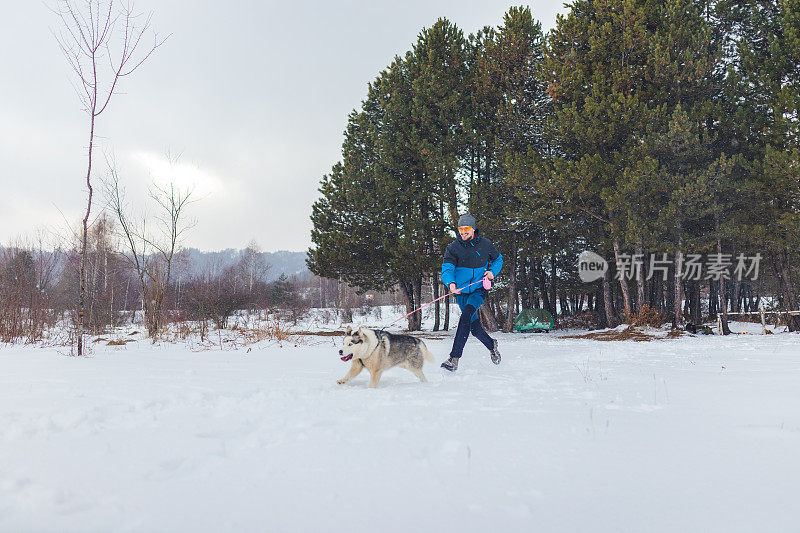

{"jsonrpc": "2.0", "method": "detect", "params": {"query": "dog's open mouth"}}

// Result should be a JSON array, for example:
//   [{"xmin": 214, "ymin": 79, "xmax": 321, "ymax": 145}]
[{"xmin": 341, "ymin": 353, "xmax": 353, "ymax": 362}]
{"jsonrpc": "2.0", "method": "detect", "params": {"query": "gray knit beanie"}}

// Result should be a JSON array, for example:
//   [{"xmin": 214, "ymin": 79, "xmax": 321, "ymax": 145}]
[{"xmin": 457, "ymin": 213, "xmax": 477, "ymax": 229}]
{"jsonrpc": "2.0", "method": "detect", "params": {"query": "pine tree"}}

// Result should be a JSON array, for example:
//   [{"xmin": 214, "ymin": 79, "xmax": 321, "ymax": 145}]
[
  {"xmin": 542, "ymin": 0, "xmax": 720, "ymax": 326},
  {"xmin": 309, "ymin": 20, "xmax": 470, "ymax": 330},
  {"xmin": 715, "ymin": 0, "xmax": 800, "ymax": 329},
  {"xmin": 466, "ymin": 7, "xmax": 550, "ymax": 330}
]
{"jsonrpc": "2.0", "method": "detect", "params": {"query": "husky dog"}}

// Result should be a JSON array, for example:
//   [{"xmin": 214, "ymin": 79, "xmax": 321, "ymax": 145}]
[{"xmin": 338, "ymin": 326, "xmax": 435, "ymax": 388}]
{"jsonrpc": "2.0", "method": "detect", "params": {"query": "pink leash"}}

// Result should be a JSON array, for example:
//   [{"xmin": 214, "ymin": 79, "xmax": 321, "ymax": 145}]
[{"xmin": 383, "ymin": 276, "xmax": 492, "ymax": 330}]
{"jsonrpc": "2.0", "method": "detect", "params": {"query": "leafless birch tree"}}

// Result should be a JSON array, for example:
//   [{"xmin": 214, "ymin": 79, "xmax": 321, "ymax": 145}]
[{"xmin": 52, "ymin": 0, "xmax": 167, "ymax": 354}]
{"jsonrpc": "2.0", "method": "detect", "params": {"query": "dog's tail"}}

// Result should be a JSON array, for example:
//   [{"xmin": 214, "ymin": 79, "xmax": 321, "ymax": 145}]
[{"xmin": 420, "ymin": 343, "xmax": 436, "ymax": 364}]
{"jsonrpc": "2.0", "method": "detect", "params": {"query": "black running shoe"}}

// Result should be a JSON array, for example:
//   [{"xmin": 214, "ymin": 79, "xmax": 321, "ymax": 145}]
[
  {"xmin": 490, "ymin": 339, "xmax": 501, "ymax": 365},
  {"xmin": 440, "ymin": 356, "xmax": 459, "ymax": 372}
]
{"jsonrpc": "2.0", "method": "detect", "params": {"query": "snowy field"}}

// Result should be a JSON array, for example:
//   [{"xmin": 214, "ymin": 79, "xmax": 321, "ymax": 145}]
[{"xmin": 1, "ymin": 313, "xmax": 799, "ymax": 532}]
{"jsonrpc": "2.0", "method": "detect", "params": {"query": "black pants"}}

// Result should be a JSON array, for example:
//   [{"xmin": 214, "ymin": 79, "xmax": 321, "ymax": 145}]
[{"xmin": 449, "ymin": 304, "xmax": 494, "ymax": 359}]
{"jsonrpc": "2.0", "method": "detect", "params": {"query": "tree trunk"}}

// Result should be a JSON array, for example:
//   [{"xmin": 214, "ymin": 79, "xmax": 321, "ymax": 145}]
[
  {"xmin": 715, "ymin": 215, "xmax": 731, "ymax": 334},
  {"xmin": 612, "ymin": 236, "xmax": 633, "ymax": 321},
  {"xmin": 777, "ymin": 251, "xmax": 800, "ymax": 331},
  {"xmin": 673, "ymin": 252, "xmax": 683, "ymax": 328},
  {"xmin": 479, "ymin": 301, "xmax": 499, "ymax": 332},
  {"xmin": 519, "ymin": 257, "xmax": 531, "ymax": 309},
  {"xmin": 559, "ymin": 290, "xmax": 570, "ymax": 317},
  {"xmin": 443, "ymin": 293, "xmax": 450, "ymax": 330},
  {"xmin": 636, "ymin": 242, "xmax": 646, "ymax": 310},
  {"xmin": 550, "ymin": 255, "xmax": 558, "ymax": 326},
  {"xmin": 77, "ymin": 113, "xmax": 97, "ymax": 356},
  {"xmin": 78, "ymin": 223, "xmax": 88, "ymax": 349},
  {"xmin": 596, "ymin": 283, "xmax": 606, "ymax": 328},
  {"xmin": 757, "ymin": 276, "xmax": 763, "ymax": 312},
  {"xmin": 504, "ymin": 233, "xmax": 517, "ymax": 332},
  {"xmin": 650, "ymin": 272, "xmax": 662, "ymax": 315},
  {"xmin": 398, "ymin": 281, "xmax": 417, "ymax": 331},
  {"xmin": 708, "ymin": 277, "xmax": 718, "ymax": 318},
  {"xmin": 538, "ymin": 261, "xmax": 553, "ymax": 316},
  {"xmin": 732, "ymin": 277, "xmax": 742, "ymax": 313},
  {"xmin": 673, "ymin": 231, "xmax": 684, "ymax": 328},
  {"xmin": 602, "ymin": 266, "xmax": 617, "ymax": 328},
  {"xmin": 432, "ymin": 278, "xmax": 440, "ymax": 332},
  {"xmin": 683, "ymin": 282, "xmax": 691, "ymax": 318},
  {"xmin": 412, "ymin": 276, "xmax": 423, "ymax": 331},
  {"xmin": 718, "ymin": 277, "xmax": 731, "ymax": 334}
]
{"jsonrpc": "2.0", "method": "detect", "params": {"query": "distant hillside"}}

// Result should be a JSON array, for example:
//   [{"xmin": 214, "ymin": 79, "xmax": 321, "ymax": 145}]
[
  {"xmin": 182, "ymin": 248, "xmax": 309, "ymax": 282},
  {"xmin": 0, "ymin": 245, "xmax": 309, "ymax": 284}
]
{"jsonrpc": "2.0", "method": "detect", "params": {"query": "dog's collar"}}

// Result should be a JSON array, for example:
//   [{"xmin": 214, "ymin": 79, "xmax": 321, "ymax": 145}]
[{"xmin": 357, "ymin": 358, "xmax": 364, "ymax": 367}]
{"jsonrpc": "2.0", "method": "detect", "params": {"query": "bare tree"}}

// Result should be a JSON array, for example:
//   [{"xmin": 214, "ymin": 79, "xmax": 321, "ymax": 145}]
[
  {"xmin": 238, "ymin": 240, "xmax": 270, "ymax": 296},
  {"xmin": 182, "ymin": 265, "xmax": 255, "ymax": 331},
  {"xmin": 0, "ymin": 233, "xmax": 62, "ymax": 343},
  {"xmin": 105, "ymin": 163, "xmax": 193, "ymax": 338},
  {"xmin": 52, "ymin": 0, "xmax": 167, "ymax": 354}
]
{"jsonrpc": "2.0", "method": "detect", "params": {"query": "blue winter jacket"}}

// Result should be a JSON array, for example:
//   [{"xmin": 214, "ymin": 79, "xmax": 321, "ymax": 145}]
[{"xmin": 441, "ymin": 231, "xmax": 503, "ymax": 294}]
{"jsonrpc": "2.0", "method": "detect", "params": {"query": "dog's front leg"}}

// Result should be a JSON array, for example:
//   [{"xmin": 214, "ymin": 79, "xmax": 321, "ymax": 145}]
[
  {"xmin": 337, "ymin": 359, "xmax": 363, "ymax": 385},
  {"xmin": 368, "ymin": 369, "xmax": 383, "ymax": 388}
]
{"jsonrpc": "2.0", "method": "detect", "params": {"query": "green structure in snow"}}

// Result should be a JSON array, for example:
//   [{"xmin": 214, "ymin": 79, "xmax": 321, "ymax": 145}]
[{"xmin": 514, "ymin": 308, "xmax": 554, "ymax": 333}]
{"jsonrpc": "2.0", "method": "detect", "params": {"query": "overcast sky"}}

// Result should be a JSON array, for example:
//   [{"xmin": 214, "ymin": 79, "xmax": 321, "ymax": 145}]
[{"xmin": 1, "ymin": 0, "xmax": 567, "ymax": 253}]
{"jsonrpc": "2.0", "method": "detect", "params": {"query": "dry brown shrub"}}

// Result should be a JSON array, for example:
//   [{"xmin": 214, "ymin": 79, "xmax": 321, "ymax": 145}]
[
  {"xmin": 628, "ymin": 304, "xmax": 666, "ymax": 328},
  {"xmin": 238, "ymin": 317, "xmax": 293, "ymax": 344},
  {"xmin": 175, "ymin": 322, "xmax": 196, "ymax": 340},
  {"xmin": 157, "ymin": 321, "xmax": 199, "ymax": 343},
  {"xmin": 665, "ymin": 329, "xmax": 687, "ymax": 339},
  {"xmin": 107, "ymin": 338, "xmax": 134, "ymax": 345}
]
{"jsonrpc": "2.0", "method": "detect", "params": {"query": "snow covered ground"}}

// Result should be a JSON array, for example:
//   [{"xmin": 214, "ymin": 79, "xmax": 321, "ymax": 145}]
[{"xmin": 1, "ymin": 316, "xmax": 799, "ymax": 532}]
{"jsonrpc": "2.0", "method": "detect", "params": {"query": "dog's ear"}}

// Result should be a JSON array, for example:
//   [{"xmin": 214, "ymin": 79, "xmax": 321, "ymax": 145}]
[{"xmin": 346, "ymin": 326, "xmax": 352, "ymax": 335}]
